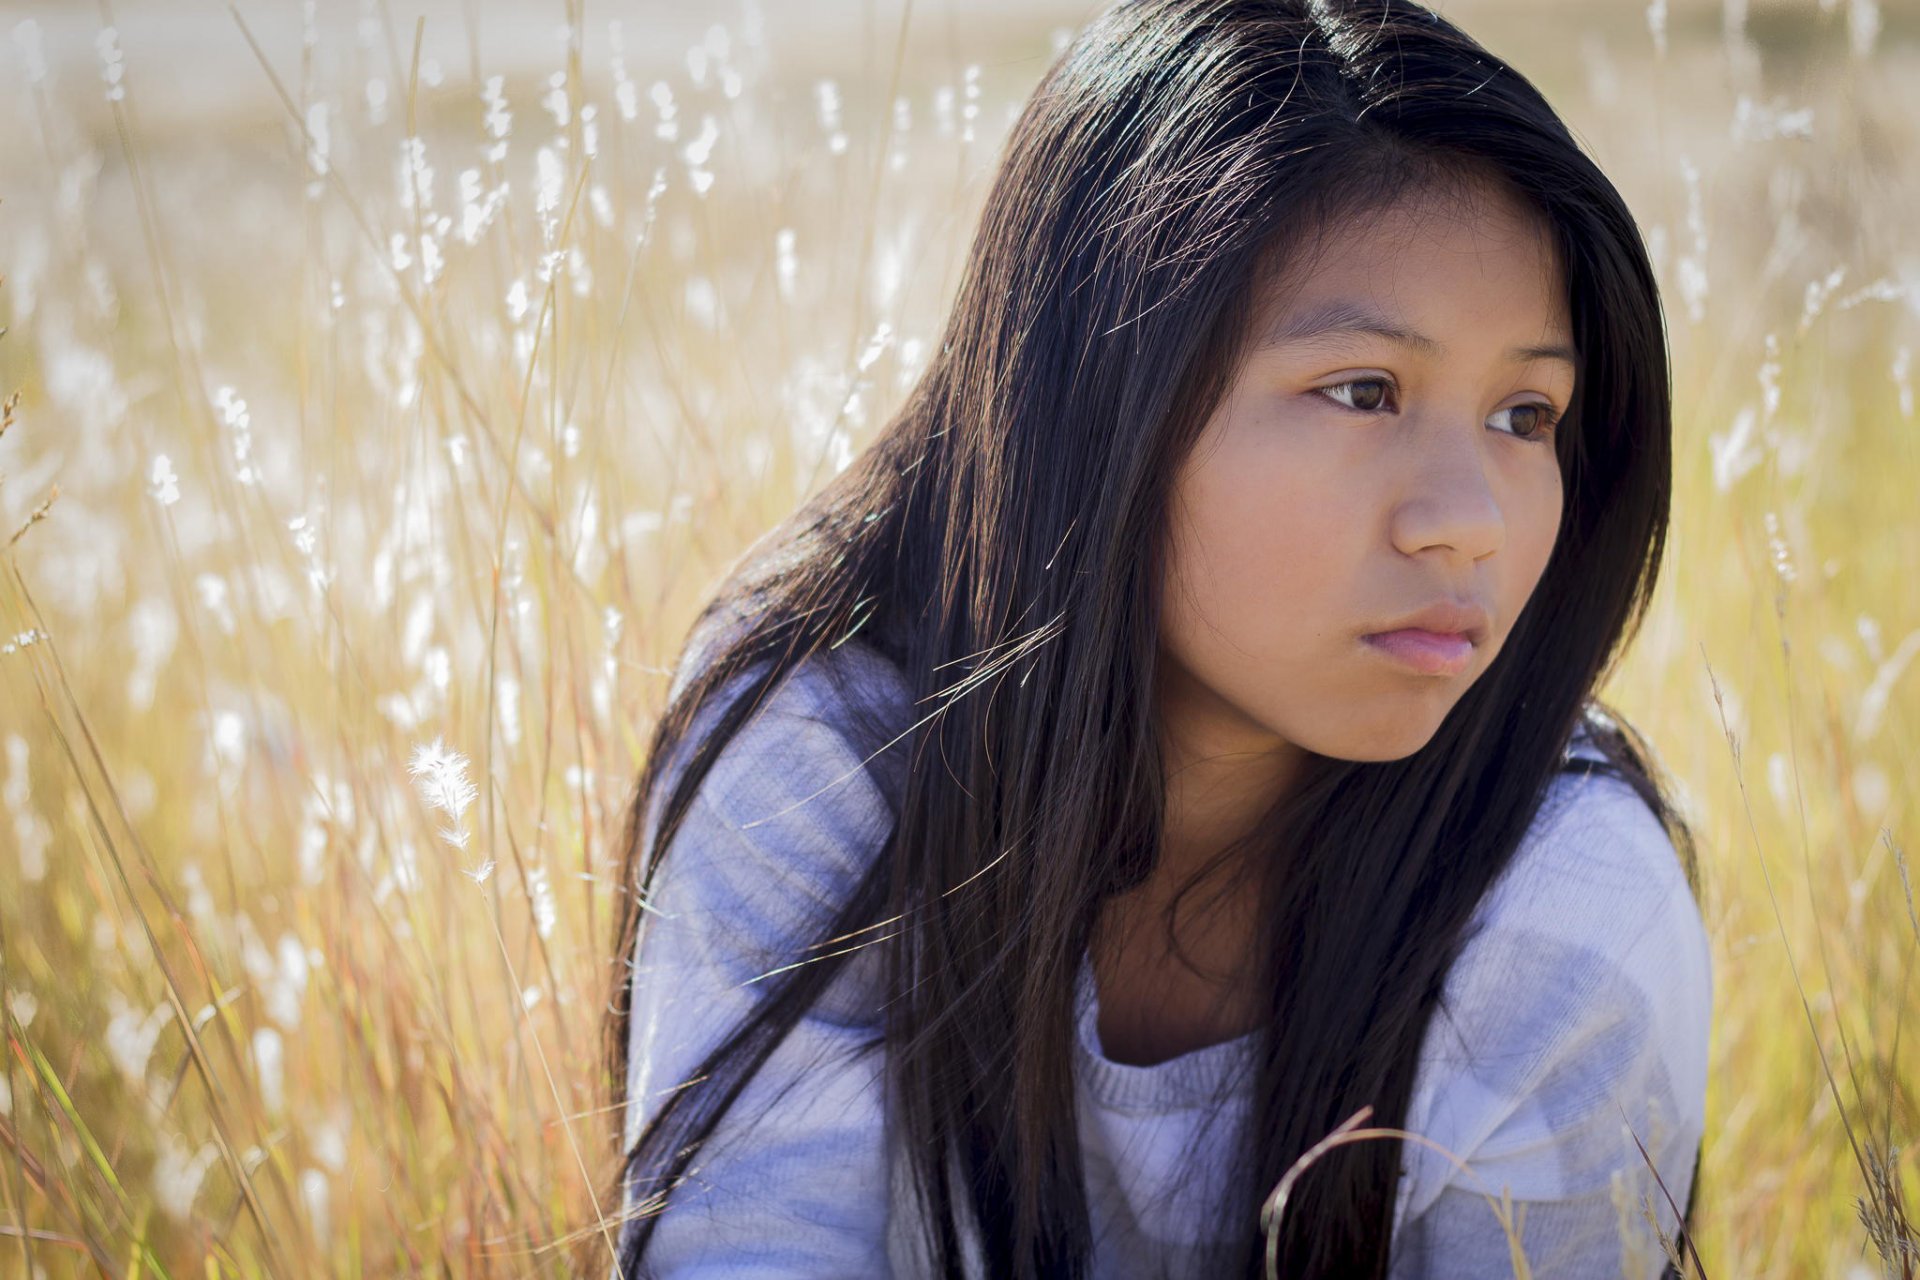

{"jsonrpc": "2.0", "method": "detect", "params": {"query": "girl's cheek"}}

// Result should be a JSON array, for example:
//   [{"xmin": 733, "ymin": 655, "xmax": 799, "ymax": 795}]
[{"xmin": 1509, "ymin": 472, "xmax": 1564, "ymax": 567}]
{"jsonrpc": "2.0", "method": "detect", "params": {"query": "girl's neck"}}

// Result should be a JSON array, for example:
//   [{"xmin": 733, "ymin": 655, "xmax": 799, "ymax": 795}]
[
  {"xmin": 1153, "ymin": 654, "xmax": 1302, "ymax": 886},
  {"xmin": 1080, "ymin": 664, "xmax": 1301, "ymax": 1066}
]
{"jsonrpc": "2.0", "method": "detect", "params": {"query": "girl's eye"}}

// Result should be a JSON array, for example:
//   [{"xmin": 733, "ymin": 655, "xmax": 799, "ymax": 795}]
[
  {"xmin": 1317, "ymin": 377, "xmax": 1395, "ymax": 414},
  {"xmin": 1488, "ymin": 402, "xmax": 1564, "ymax": 442}
]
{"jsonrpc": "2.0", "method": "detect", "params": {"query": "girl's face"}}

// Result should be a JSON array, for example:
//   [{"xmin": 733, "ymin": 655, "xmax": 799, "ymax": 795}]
[{"xmin": 1158, "ymin": 179, "xmax": 1573, "ymax": 784}]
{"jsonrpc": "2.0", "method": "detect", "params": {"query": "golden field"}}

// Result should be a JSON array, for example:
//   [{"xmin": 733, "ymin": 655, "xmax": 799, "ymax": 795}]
[{"xmin": 0, "ymin": 0, "xmax": 1914, "ymax": 1275}]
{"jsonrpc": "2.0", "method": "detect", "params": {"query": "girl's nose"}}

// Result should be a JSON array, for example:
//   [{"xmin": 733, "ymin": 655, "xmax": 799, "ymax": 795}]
[{"xmin": 1388, "ymin": 421, "xmax": 1507, "ymax": 564}]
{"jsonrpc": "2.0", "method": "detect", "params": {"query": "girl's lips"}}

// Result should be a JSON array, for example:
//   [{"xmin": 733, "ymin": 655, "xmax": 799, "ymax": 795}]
[{"xmin": 1362, "ymin": 628, "xmax": 1474, "ymax": 677}]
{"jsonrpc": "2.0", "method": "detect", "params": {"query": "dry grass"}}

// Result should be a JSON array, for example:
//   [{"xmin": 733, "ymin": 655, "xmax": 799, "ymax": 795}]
[{"xmin": 0, "ymin": 0, "xmax": 1914, "ymax": 1275}]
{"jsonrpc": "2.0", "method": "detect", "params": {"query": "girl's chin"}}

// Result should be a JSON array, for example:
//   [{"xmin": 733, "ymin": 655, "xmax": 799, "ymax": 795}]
[{"xmin": 1302, "ymin": 709, "xmax": 1453, "ymax": 764}]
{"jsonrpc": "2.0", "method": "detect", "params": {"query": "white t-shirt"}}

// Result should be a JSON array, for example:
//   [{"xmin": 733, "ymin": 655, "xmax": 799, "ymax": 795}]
[{"xmin": 618, "ymin": 636, "xmax": 1711, "ymax": 1278}]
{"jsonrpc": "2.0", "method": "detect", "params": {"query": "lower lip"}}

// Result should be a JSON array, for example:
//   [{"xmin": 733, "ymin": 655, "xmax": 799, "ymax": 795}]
[{"xmin": 1363, "ymin": 629, "xmax": 1475, "ymax": 677}]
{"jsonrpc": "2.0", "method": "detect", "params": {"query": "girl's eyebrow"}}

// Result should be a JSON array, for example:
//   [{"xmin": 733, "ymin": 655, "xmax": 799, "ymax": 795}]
[{"xmin": 1257, "ymin": 297, "xmax": 1579, "ymax": 369}]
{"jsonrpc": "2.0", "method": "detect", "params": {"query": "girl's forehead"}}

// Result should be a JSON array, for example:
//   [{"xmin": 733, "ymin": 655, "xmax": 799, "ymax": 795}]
[
  {"xmin": 1252, "ymin": 185, "xmax": 1569, "ymax": 333},
  {"xmin": 1285, "ymin": 179, "xmax": 1557, "ymax": 278}
]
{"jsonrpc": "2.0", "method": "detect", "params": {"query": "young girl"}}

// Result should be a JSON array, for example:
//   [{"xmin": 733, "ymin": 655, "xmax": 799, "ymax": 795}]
[{"xmin": 605, "ymin": 0, "xmax": 1712, "ymax": 1276}]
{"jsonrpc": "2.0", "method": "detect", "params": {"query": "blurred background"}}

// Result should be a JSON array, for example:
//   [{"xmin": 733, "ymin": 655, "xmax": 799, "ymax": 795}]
[{"xmin": 0, "ymin": 0, "xmax": 1915, "ymax": 1274}]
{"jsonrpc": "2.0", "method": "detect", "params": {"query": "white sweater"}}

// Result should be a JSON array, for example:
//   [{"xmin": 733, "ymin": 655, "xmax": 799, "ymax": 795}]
[{"xmin": 619, "ymin": 637, "xmax": 1712, "ymax": 1278}]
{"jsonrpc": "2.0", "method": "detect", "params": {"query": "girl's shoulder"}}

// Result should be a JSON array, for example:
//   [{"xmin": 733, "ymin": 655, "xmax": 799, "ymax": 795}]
[
  {"xmin": 635, "ymin": 631, "xmax": 916, "ymax": 1029},
  {"xmin": 1389, "ymin": 719, "xmax": 1713, "ymax": 1241},
  {"xmin": 645, "ymin": 620, "xmax": 915, "ymax": 942},
  {"xmin": 660, "ymin": 589, "xmax": 916, "ymax": 805},
  {"xmin": 720, "ymin": 644, "xmax": 909, "ymax": 830},
  {"xmin": 1462, "ymin": 712, "xmax": 1708, "ymax": 1007},
  {"xmin": 1520, "ymin": 714, "xmax": 1697, "ymax": 912}
]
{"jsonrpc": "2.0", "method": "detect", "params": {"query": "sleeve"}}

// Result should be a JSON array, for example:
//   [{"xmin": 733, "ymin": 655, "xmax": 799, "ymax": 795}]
[
  {"xmin": 1388, "ymin": 768, "xmax": 1713, "ymax": 1280},
  {"xmin": 617, "ymin": 655, "xmax": 900, "ymax": 1278}
]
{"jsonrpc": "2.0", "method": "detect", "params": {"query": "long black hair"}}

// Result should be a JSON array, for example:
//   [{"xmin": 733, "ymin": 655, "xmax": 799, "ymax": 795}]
[{"xmin": 603, "ymin": 1, "xmax": 1702, "ymax": 1275}]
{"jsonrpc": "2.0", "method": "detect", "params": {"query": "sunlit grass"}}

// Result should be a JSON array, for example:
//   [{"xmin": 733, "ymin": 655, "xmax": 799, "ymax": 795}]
[{"xmin": 0, "ymin": 2, "xmax": 1914, "ymax": 1276}]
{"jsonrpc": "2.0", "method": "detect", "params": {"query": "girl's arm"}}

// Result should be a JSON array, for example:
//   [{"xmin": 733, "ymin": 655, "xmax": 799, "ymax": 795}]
[
  {"xmin": 617, "ymin": 659, "xmax": 899, "ymax": 1277},
  {"xmin": 1389, "ymin": 769, "xmax": 1714, "ymax": 1280}
]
